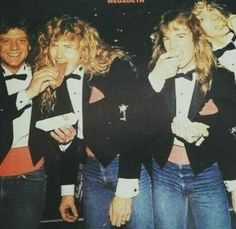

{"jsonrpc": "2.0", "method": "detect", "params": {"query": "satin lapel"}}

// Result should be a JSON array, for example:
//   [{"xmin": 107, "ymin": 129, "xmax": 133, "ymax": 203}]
[
  {"xmin": 83, "ymin": 74, "xmax": 93, "ymax": 104},
  {"xmin": 188, "ymin": 81, "xmax": 206, "ymax": 120},
  {"xmin": 163, "ymin": 79, "xmax": 176, "ymax": 120},
  {"xmin": 54, "ymin": 80, "xmax": 74, "ymax": 115},
  {"xmin": 0, "ymin": 70, "xmax": 8, "ymax": 100}
]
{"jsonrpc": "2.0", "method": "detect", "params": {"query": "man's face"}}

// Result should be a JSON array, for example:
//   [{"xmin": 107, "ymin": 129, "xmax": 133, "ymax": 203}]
[
  {"xmin": 163, "ymin": 22, "xmax": 196, "ymax": 71},
  {"xmin": 194, "ymin": 2, "xmax": 229, "ymax": 39},
  {"xmin": 0, "ymin": 28, "xmax": 30, "ymax": 73},
  {"xmin": 49, "ymin": 37, "xmax": 80, "ymax": 76}
]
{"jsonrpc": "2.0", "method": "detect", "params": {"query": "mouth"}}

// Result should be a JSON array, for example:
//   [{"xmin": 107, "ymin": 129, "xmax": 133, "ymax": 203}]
[{"xmin": 8, "ymin": 53, "xmax": 21, "ymax": 57}]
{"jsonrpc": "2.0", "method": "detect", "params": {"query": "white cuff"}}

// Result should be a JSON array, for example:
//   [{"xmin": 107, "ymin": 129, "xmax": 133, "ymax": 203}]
[
  {"xmin": 16, "ymin": 90, "xmax": 32, "ymax": 110},
  {"xmin": 148, "ymin": 72, "xmax": 165, "ymax": 92},
  {"xmin": 61, "ymin": 184, "xmax": 75, "ymax": 196},
  {"xmin": 224, "ymin": 180, "xmax": 236, "ymax": 192},
  {"xmin": 115, "ymin": 178, "xmax": 139, "ymax": 198}
]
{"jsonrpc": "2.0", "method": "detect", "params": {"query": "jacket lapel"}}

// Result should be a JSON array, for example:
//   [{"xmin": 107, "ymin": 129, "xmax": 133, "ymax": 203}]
[
  {"xmin": 188, "ymin": 81, "xmax": 206, "ymax": 120},
  {"xmin": 163, "ymin": 79, "xmax": 176, "ymax": 120}
]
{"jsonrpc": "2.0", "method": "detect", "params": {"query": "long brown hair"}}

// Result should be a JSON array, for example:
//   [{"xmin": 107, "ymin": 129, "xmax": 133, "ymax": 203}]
[
  {"xmin": 33, "ymin": 15, "xmax": 131, "ymax": 116},
  {"xmin": 149, "ymin": 10, "xmax": 216, "ymax": 93}
]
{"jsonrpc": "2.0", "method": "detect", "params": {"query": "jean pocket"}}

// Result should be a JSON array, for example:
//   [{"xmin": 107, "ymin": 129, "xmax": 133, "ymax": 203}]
[{"xmin": 20, "ymin": 168, "xmax": 46, "ymax": 181}]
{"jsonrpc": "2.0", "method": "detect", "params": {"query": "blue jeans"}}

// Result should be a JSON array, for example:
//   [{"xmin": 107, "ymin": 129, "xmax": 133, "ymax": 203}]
[
  {"xmin": 0, "ymin": 168, "xmax": 47, "ymax": 229},
  {"xmin": 82, "ymin": 156, "xmax": 154, "ymax": 229},
  {"xmin": 152, "ymin": 160, "xmax": 231, "ymax": 229}
]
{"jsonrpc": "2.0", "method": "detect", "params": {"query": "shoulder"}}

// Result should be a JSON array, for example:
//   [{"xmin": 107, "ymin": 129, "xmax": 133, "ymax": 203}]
[
  {"xmin": 212, "ymin": 66, "xmax": 235, "ymax": 84},
  {"xmin": 108, "ymin": 57, "xmax": 138, "ymax": 83}
]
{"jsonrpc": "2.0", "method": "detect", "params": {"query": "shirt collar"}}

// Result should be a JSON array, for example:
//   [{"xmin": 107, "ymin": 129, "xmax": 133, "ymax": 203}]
[
  {"xmin": 71, "ymin": 65, "xmax": 84, "ymax": 79},
  {"xmin": 2, "ymin": 63, "xmax": 31, "ymax": 77}
]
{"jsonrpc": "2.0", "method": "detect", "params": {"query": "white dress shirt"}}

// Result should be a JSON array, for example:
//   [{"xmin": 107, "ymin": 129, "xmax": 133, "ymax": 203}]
[
  {"xmin": 213, "ymin": 32, "xmax": 236, "ymax": 81},
  {"xmin": 3, "ymin": 64, "xmax": 32, "ymax": 148}
]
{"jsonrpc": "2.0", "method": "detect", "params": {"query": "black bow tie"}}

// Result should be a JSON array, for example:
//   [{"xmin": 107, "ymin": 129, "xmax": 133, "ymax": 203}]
[
  {"xmin": 214, "ymin": 35, "xmax": 236, "ymax": 58},
  {"xmin": 64, "ymin": 73, "xmax": 81, "ymax": 80},
  {"xmin": 4, "ymin": 73, "xmax": 27, "ymax": 81},
  {"xmin": 175, "ymin": 70, "xmax": 194, "ymax": 81}
]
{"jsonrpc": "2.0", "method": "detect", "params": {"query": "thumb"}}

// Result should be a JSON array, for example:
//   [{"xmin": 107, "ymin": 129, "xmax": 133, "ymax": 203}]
[{"xmin": 71, "ymin": 204, "xmax": 78, "ymax": 218}]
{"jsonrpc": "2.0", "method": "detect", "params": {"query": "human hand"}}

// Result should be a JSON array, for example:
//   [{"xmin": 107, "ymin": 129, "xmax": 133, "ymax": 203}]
[
  {"xmin": 171, "ymin": 117, "xmax": 209, "ymax": 143},
  {"xmin": 228, "ymin": 14, "xmax": 236, "ymax": 33},
  {"xmin": 109, "ymin": 196, "xmax": 132, "ymax": 227},
  {"xmin": 59, "ymin": 196, "xmax": 78, "ymax": 222},
  {"xmin": 50, "ymin": 126, "xmax": 77, "ymax": 144},
  {"xmin": 151, "ymin": 50, "xmax": 183, "ymax": 81},
  {"xmin": 25, "ymin": 67, "xmax": 59, "ymax": 99}
]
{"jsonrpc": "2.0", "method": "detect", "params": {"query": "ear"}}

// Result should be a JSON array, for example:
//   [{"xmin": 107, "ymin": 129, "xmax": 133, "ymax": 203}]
[{"xmin": 29, "ymin": 45, "xmax": 31, "ymax": 51}]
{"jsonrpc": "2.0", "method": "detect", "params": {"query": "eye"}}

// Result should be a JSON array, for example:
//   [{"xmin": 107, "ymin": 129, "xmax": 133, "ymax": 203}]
[
  {"xmin": 50, "ymin": 43, "xmax": 57, "ymax": 48},
  {"xmin": 163, "ymin": 36, "xmax": 169, "ymax": 42},
  {"xmin": 18, "ymin": 39, "xmax": 27, "ymax": 44},
  {"xmin": 0, "ymin": 39, "xmax": 10, "ymax": 44}
]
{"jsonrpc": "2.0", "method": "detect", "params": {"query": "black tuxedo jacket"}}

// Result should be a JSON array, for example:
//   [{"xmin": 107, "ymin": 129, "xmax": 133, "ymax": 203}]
[
  {"xmin": 145, "ymin": 67, "xmax": 236, "ymax": 180},
  {"xmin": 27, "ymin": 58, "xmax": 145, "ymax": 184}
]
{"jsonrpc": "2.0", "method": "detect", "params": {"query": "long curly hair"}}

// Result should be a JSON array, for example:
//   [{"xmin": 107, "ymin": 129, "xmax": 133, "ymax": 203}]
[
  {"xmin": 33, "ymin": 15, "xmax": 130, "ymax": 116},
  {"xmin": 192, "ymin": 0, "xmax": 230, "ymax": 18},
  {"xmin": 149, "ymin": 10, "xmax": 216, "ymax": 94}
]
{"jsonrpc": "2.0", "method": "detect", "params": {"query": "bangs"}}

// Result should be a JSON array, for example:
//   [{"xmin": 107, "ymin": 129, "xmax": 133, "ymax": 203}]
[{"xmin": 161, "ymin": 19, "xmax": 189, "ymax": 35}]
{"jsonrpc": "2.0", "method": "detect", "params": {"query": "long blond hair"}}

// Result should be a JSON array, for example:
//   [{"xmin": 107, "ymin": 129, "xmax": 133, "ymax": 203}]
[
  {"xmin": 149, "ymin": 10, "xmax": 216, "ymax": 93},
  {"xmin": 33, "ymin": 15, "xmax": 131, "ymax": 116}
]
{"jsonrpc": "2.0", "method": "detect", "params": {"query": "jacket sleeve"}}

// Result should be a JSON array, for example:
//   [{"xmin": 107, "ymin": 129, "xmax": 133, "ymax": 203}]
[{"xmin": 107, "ymin": 58, "xmax": 147, "ymax": 179}]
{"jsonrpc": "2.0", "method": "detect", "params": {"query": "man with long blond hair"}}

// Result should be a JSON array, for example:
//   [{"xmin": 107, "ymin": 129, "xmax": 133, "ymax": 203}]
[
  {"xmin": 191, "ymin": 0, "xmax": 236, "ymax": 214},
  {"xmin": 147, "ymin": 9, "xmax": 236, "ymax": 229},
  {"xmin": 32, "ymin": 15, "xmax": 154, "ymax": 229}
]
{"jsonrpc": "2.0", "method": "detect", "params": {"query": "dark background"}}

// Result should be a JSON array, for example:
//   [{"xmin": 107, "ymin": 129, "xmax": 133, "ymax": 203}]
[
  {"xmin": 1, "ymin": 0, "xmax": 236, "ymax": 65},
  {"xmin": 1, "ymin": 0, "xmax": 235, "ymax": 226}
]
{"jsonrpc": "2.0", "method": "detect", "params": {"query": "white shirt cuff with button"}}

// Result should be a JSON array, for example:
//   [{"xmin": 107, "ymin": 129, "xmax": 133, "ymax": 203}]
[
  {"xmin": 16, "ymin": 90, "xmax": 32, "ymax": 110},
  {"xmin": 115, "ymin": 178, "xmax": 139, "ymax": 198},
  {"xmin": 148, "ymin": 72, "xmax": 166, "ymax": 92},
  {"xmin": 224, "ymin": 180, "xmax": 236, "ymax": 192},
  {"xmin": 61, "ymin": 184, "xmax": 75, "ymax": 196}
]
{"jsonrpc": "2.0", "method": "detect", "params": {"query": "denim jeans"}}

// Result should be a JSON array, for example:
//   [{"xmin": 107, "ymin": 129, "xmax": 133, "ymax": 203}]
[
  {"xmin": 0, "ymin": 167, "xmax": 47, "ymax": 229},
  {"xmin": 82, "ymin": 156, "xmax": 154, "ymax": 229},
  {"xmin": 152, "ymin": 160, "xmax": 231, "ymax": 229}
]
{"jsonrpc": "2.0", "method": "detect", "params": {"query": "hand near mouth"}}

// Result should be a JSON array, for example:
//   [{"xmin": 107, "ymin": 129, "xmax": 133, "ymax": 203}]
[{"xmin": 49, "ymin": 62, "xmax": 68, "ymax": 89}]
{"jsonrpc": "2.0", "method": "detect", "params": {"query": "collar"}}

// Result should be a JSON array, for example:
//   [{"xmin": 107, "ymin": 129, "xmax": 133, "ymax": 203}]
[{"xmin": 2, "ymin": 63, "xmax": 31, "ymax": 77}]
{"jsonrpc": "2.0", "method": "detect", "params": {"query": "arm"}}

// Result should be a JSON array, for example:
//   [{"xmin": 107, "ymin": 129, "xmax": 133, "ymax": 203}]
[{"xmin": 106, "ymin": 59, "xmax": 145, "ymax": 226}]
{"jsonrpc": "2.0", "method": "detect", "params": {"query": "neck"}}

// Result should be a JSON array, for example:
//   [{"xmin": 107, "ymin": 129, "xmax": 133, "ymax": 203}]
[{"xmin": 1, "ymin": 63, "xmax": 24, "ymax": 74}]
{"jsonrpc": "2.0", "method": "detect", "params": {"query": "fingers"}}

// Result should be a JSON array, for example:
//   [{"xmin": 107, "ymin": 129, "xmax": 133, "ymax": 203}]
[
  {"xmin": 59, "ymin": 196, "xmax": 78, "ymax": 222},
  {"xmin": 109, "ymin": 197, "xmax": 132, "ymax": 227},
  {"xmin": 172, "ymin": 117, "xmax": 210, "ymax": 143},
  {"xmin": 50, "ymin": 126, "xmax": 76, "ymax": 144}
]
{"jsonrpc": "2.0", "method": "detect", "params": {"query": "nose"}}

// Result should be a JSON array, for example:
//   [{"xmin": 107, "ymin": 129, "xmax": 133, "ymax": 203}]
[
  {"xmin": 10, "ymin": 40, "xmax": 19, "ymax": 50},
  {"xmin": 169, "ymin": 39, "xmax": 177, "ymax": 51},
  {"xmin": 56, "ymin": 47, "xmax": 64, "ymax": 59}
]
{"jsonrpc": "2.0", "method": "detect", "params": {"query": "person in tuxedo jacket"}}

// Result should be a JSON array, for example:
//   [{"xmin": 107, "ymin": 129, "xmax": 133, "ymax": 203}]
[
  {"xmin": 32, "ymin": 15, "xmax": 153, "ymax": 229},
  {"xmin": 147, "ymin": 9, "xmax": 236, "ymax": 229},
  {"xmin": 191, "ymin": 0, "xmax": 236, "ymax": 213},
  {"xmin": 0, "ymin": 14, "xmax": 62, "ymax": 229}
]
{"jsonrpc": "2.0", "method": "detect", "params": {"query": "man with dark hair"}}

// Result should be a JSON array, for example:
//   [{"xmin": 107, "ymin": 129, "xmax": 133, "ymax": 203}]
[{"xmin": 0, "ymin": 14, "xmax": 59, "ymax": 229}]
